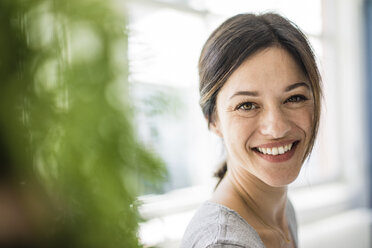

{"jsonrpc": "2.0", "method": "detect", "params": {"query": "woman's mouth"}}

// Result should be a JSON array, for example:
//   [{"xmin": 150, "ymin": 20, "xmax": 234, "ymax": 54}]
[{"xmin": 252, "ymin": 141, "xmax": 299, "ymax": 162}]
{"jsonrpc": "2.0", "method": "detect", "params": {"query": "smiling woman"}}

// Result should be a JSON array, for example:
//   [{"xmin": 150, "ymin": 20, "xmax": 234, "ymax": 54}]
[
  {"xmin": 214, "ymin": 47, "xmax": 314, "ymax": 187},
  {"xmin": 181, "ymin": 13, "xmax": 322, "ymax": 248}
]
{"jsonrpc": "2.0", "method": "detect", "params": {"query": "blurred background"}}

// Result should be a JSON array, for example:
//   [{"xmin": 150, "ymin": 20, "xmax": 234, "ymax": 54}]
[
  {"xmin": 0, "ymin": 0, "xmax": 165, "ymax": 247},
  {"xmin": 130, "ymin": 0, "xmax": 372, "ymax": 247},
  {"xmin": 1, "ymin": 0, "xmax": 372, "ymax": 247}
]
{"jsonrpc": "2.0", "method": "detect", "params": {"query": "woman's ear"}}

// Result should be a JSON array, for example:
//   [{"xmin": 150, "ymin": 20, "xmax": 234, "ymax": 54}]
[{"xmin": 209, "ymin": 119, "xmax": 223, "ymax": 138}]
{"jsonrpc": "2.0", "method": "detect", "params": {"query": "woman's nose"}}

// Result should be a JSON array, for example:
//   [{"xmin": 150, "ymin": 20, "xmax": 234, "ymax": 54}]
[{"xmin": 259, "ymin": 107, "xmax": 291, "ymax": 139}]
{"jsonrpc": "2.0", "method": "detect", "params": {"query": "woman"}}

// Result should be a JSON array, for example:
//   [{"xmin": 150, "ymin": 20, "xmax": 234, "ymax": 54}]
[{"xmin": 181, "ymin": 13, "xmax": 322, "ymax": 248}]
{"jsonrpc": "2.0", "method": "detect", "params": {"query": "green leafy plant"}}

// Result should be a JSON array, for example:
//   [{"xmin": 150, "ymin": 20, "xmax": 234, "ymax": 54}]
[{"xmin": 0, "ymin": 0, "xmax": 166, "ymax": 247}]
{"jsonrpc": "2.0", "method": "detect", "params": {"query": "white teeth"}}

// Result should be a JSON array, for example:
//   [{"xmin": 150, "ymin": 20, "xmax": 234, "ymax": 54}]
[
  {"xmin": 284, "ymin": 145, "xmax": 289, "ymax": 152},
  {"xmin": 256, "ymin": 142, "xmax": 295, "ymax": 156},
  {"xmin": 272, "ymin": 147, "xmax": 278, "ymax": 155}
]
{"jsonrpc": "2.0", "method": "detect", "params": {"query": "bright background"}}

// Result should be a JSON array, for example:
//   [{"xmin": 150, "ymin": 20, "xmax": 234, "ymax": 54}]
[{"xmin": 127, "ymin": 0, "xmax": 372, "ymax": 247}]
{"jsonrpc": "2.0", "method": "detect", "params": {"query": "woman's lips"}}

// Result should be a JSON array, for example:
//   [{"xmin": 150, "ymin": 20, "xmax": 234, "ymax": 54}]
[{"xmin": 253, "ymin": 141, "xmax": 299, "ymax": 163}]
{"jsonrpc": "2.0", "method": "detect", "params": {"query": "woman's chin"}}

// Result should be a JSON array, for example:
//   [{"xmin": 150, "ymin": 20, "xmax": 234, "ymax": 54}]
[{"xmin": 261, "ymin": 172, "xmax": 300, "ymax": 187}]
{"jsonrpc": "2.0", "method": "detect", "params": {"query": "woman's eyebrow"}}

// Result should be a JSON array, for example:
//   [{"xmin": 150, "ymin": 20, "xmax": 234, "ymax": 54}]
[
  {"xmin": 285, "ymin": 82, "xmax": 310, "ymax": 92},
  {"xmin": 229, "ymin": 82, "xmax": 310, "ymax": 99},
  {"xmin": 229, "ymin": 90, "xmax": 259, "ymax": 99}
]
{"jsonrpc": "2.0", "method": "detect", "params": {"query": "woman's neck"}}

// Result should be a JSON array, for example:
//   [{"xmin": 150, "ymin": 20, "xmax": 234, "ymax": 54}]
[{"xmin": 211, "ymin": 168, "xmax": 288, "ymax": 229}]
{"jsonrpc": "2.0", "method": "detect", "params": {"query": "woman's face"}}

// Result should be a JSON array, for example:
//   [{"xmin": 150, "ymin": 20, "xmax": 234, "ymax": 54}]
[{"xmin": 212, "ymin": 46, "xmax": 314, "ymax": 187}]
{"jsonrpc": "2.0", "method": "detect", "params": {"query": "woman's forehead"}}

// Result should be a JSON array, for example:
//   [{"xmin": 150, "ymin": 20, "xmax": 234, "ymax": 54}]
[{"xmin": 219, "ymin": 47, "xmax": 309, "ymax": 96}]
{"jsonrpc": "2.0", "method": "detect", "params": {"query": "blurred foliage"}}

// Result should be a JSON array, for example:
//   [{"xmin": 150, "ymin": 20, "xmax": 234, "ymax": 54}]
[
  {"xmin": 139, "ymin": 88, "xmax": 185, "ymax": 118},
  {"xmin": 0, "ymin": 0, "xmax": 166, "ymax": 247}
]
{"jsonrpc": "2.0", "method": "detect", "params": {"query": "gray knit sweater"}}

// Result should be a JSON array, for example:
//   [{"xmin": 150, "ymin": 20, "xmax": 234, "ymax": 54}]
[{"xmin": 180, "ymin": 201, "xmax": 298, "ymax": 248}]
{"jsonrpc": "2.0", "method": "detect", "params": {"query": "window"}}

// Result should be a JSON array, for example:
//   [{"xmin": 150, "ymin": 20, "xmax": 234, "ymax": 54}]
[{"xmin": 129, "ymin": 0, "xmax": 337, "ymax": 193}]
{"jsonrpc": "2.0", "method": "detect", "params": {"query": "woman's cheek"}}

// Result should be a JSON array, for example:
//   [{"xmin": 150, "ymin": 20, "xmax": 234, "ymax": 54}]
[
  {"xmin": 290, "ymin": 106, "xmax": 314, "ymax": 134},
  {"xmin": 227, "ymin": 116, "xmax": 257, "ymax": 143}
]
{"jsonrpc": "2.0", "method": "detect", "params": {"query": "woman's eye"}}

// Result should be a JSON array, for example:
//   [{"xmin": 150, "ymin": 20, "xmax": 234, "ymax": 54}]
[
  {"xmin": 285, "ymin": 95, "xmax": 308, "ymax": 103},
  {"xmin": 237, "ymin": 102, "xmax": 257, "ymax": 111}
]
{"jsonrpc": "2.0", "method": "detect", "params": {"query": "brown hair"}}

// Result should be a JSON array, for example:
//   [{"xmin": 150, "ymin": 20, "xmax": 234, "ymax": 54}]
[{"xmin": 198, "ymin": 13, "xmax": 322, "ymax": 186}]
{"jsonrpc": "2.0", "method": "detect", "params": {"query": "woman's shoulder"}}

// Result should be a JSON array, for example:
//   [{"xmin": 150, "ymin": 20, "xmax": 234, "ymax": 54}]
[{"xmin": 180, "ymin": 201, "xmax": 265, "ymax": 248}]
